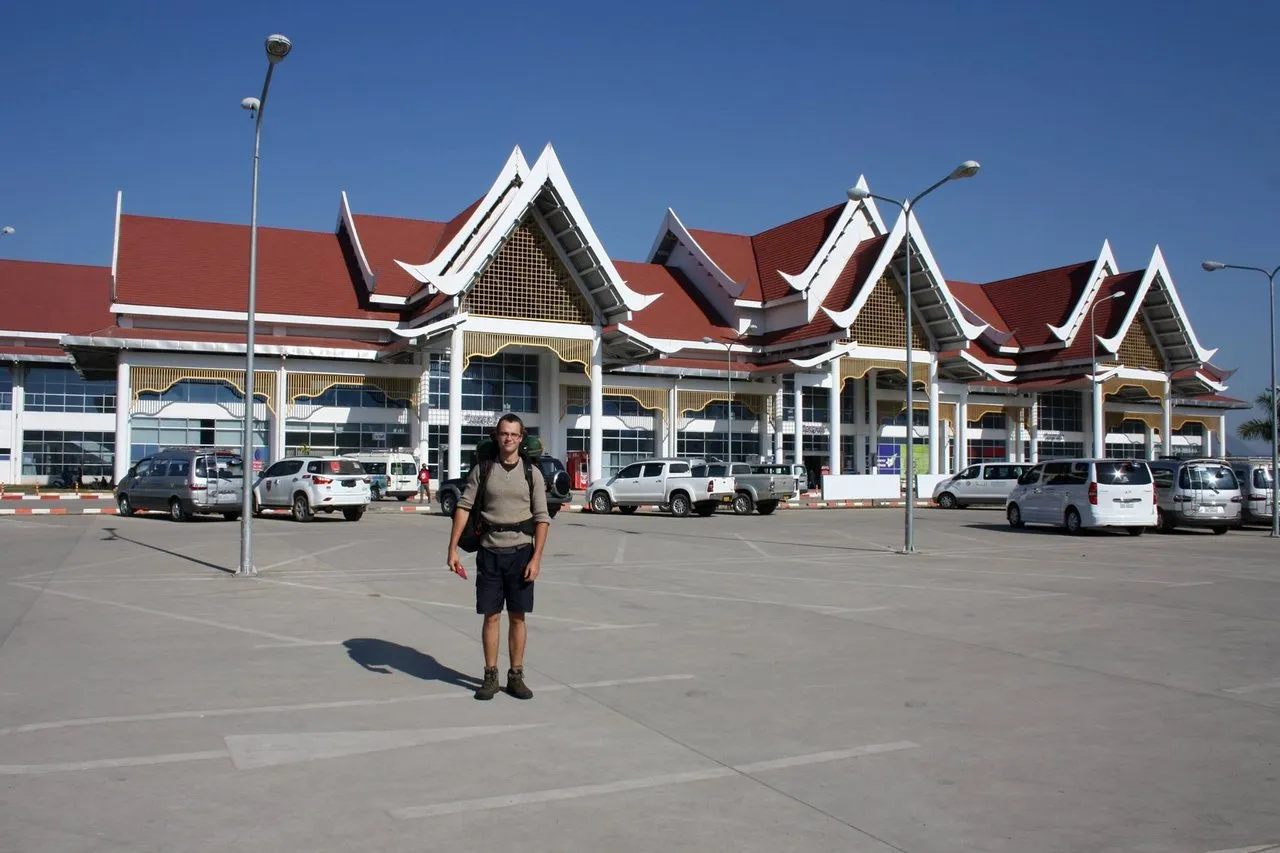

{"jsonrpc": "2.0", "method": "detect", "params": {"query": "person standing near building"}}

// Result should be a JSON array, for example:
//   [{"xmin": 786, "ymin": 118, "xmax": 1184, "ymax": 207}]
[
  {"xmin": 417, "ymin": 463, "xmax": 431, "ymax": 502},
  {"xmin": 447, "ymin": 414, "xmax": 550, "ymax": 700}
]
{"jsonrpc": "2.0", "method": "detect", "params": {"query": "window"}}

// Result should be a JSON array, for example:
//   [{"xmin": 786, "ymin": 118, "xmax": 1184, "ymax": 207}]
[
  {"xmin": 23, "ymin": 366, "xmax": 116, "ymax": 413},
  {"xmin": 984, "ymin": 465, "xmax": 1027, "ymax": 480},
  {"xmin": 641, "ymin": 462, "xmax": 664, "ymax": 477},
  {"xmin": 1036, "ymin": 391, "xmax": 1083, "ymax": 433},
  {"xmin": 566, "ymin": 393, "xmax": 662, "ymax": 418},
  {"xmin": 1062, "ymin": 462, "xmax": 1089, "ymax": 485},
  {"xmin": 668, "ymin": 462, "xmax": 690, "ymax": 474},
  {"xmin": 956, "ymin": 466, "xmax": 980, "ymax": 480},
  {"xmin": 1152, "ymin": 467, "xmax": 1175, "ymax": 489},
  {"xmin": 295, "ymin": 385, "xmax": 408, "ymax": 410},
  {"xmin": 21, "ymin": 431, "xmax": 115, "ymax": 477},
  {"xmin": 696, "ymin": 400, "xmax": 754, "ymax": 421},
  {"xmin": 1017, "ymin": 465, "xmax": 1043, "ymax": 486},
  {"xmin": 0, "ymin": 447, "xmax": 9, "ymax": 463},
  {"xmin": 801, "ymin": 387, "xmax": 829, "ymax": 423},
  {"xmin": 1105, "ymin": 441, "xmax": 1147, "ymax": 460},
  {"xmin": 969, "ymin": 411, "xmax": 1007, "ymax": 430},
  {"xmin": 0, "ymin": 366, "xmax": 11, "ymax": 409},
  {"xmin": 131, "ymin": 417, "xmax": 267, "ymax": 462},
  {"xmin": 967, "ymin": 439, "xmax": 1007, "ymax": 462},
  {"xmin": 306, "ymin": 459, "xmax": 365, "ymax": 476},
  {"xmin": 565, "ymin": 428, "xmax": 655, "ymax": 477},
  {"xmin": 1037, "ymin": 440, "xmax": 1084, "ymax": 460},
  {"xmin": 616, "ymin": 463, "xmax": 643, "ymax": 479},
  {"xmin": 1097, "ymin": 460, "xmax": 1152, "ymax": 485},
  {"xmin": 428, "ymin": 351, "xmax": 539, "ymax": 413},
  {"xmin": 1182, "ymin": 464, "xmax": 1237, "ymax": 490},
  {"xmin": 166, "ymin": 460, "xmax": 190, "ymax": 477},
  {"xmin": 782, "ymin": 377, "xmax": 795, "ymax": 420},
  {"xmin": 137, "ymin": 379, "xmax": 258, "ymax": 406},
  {"xmin": 284, "ymin": 422, "xmax": 409, "ymax": 456},
  {"xmin": 677, "ymin": 431, "xmax": 758, "ymax": 462}
]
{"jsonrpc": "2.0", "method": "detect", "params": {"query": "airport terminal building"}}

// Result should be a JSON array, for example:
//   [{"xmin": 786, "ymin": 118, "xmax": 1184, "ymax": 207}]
[{"xmin": 0, "ymin": 145, "xmax": 1244, "ymax": 489}]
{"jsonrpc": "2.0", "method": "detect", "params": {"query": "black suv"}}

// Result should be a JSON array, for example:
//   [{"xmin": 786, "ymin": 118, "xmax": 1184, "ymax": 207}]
[{"xmin": 437, "ymin": 455, "xmax": 572, "ymax": 518}]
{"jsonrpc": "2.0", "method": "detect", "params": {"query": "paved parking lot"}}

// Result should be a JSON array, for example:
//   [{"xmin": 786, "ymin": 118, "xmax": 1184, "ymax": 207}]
[{"xmin": 2, "ymin": 508, "xmax": 1278, "ymax": 853}]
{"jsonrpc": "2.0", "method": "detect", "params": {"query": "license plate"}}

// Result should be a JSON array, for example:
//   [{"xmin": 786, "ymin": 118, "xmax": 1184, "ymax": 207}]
[
  {"xmin": 342, "ymin": 479, "xmax": 357, "ymax": 488},
  {"xmin": 1200, "ymin": 505, "xmax": 1223, "ymax": 514},
  {"xmin": 721, "ymin": 495, "xmax": 732, "ymax": 502}
]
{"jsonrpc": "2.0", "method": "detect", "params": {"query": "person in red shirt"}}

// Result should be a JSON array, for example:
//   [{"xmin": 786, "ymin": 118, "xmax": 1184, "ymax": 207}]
[{"xmin": 417, "ymin": 463, "xmax": 431, "ymax": 502}]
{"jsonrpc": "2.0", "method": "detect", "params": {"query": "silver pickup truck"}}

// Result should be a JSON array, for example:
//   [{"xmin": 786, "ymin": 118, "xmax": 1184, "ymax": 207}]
[
  {"xmin": 587, "ymin": 457, "xmax": 735, "ymax": 517},
  {"xmin": 708, "ymin": 462, "xmax": 794, "ymax": 515}
]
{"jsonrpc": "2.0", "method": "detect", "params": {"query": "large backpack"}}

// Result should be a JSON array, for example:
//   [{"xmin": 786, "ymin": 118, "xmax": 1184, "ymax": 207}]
[{"xmin": 457, "ymin": 437, "xmax": 538, "ymax": 553}]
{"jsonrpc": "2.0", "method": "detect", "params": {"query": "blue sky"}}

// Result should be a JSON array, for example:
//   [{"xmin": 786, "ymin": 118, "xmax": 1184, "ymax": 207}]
[{"xmin": 2, "ymin": 0, "xmax": 1276, "ymax": 443}]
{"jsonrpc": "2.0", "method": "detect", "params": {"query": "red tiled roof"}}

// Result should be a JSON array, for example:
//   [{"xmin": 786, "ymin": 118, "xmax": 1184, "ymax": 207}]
[
  {"xmin": 686, "ymin": 229, "xmax": 762, "ymax": 301},
  {"xmin": 75, "ymin": 325, "xmax": 386, "ymax": 351},
  {"xmin": 1183, "ymin": 393, "xmax": 1247, "ymax": 406},
  {"xmin": 981, "ymin": 260, "xmax": 1095, "ymax": 348},
  {"xmin": 430, "ymin": 196, "xmax": 486, "ymax": 267},
  {"xmin": 0, "ymin": 259, "xmax": 113, "ymax": 334},
  {"xmin": 750, "ymin": 204, "xmax": 844, "ymax": 304},
  {"xmin": 115, "ymin": 215, "xmax": 400, "ymax": 322},
  {"xmin": 761, "ymin": 234, "xmax": 888, "ymax": 347},
  {"xmin": 615, "ymin": 261, "xmax": 734, "ymax": 341},
  {"xmin": 1018, "ymin": 271, "xmax": 1144, "ymax": 366},
  {"xmin": 349, "ymin": 214, "xmax": 445, "ymax": 298},
  {"xmin": 948, "ymin": 280, "xmax": 1010, "ymax": 334}
]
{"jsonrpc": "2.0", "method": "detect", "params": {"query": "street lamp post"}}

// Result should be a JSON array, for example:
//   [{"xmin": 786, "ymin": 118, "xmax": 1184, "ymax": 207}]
[
  {"xmin": 847, "ymin": 161, "xmax": 981, "ymax": 554},
  {"xmin": 703, "ymin": 326, "xmax": 757, "ymax": 463},
  {"xmin": 1202, "ymin": 260, "xmax": 1279, "ymax": 538},
  {"xmin": 1090, "ymin": 290, "xmax": 1127, "ymax": 458},
  {"xmin": 236, "ymin": 34, "xmax": 292, "ymax": 577}
]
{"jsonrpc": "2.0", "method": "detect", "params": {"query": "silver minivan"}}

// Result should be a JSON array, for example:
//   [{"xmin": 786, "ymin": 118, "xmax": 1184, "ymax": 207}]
[
  {"xmin": 116, "ymin": 448, "xmax": 246, "ymax": 521},
  {"xmin": 1148, "ymin": 458, "xmax": 1242, "ymax": 535},
  {"xmin": 933, "ymin": 462, "xmax": 1029, "ymax": 508},
  {"xmin": 1226, "ymin": 457, "xmax": 1275, "ymax": 526}
]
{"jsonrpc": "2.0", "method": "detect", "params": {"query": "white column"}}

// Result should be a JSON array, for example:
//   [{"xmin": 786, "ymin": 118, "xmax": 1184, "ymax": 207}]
[
  {"xmin": 792, "ymin": 375, "xmax": 803, "ymax": 465},
  {"xmin": 1161, "ymin": 383, "xmax": 1173, "ymax": 458},
  {"xmin": 757, "ymin": 400, "xmax": 769, "ymax": 460},
  {"xmin": 410, "ymin": 353, "xmax": 426, "ymax": 462},
  {"xmin": 828, "ymin": 360, "xmax": 841, "ymax": 475},
  {"xmin": 772, "ymin": 382, "xmax": 784, "ymax": 463},
  {"xmin": 1205, "ymin": 422, "xmax": 1215, "ymax": 457},
  {"xmin": 1144, "ymin": 425, "xmax": 1156, "ymax": 459},
  {"xmin": 113, "ymin": 359, "xmax": 130, "ymax": 484},
  {"xmin": 9, "ymin": 364, "xmax": 25, "ymax": 485},
  {"xmin": 1006, "ymin": 410, "xmax": 1017, "ymax": 463},
  {"xmin": 588, "ymin": 339, "xmax": 603, "ymax": 482},
  {"xmin": 955, "ymin": 387, "xmax": 969, "ymax": 471},
  {"xmin": 1029, "ymin": 397, "xmax": 1040, "ymax": 463},
  {"xmin": 1091, "ymin": 381, "xmax": 1105, "ymax": 458},
  {"xmin": 653, "ymin": 405, "xmax": 666, "ymax": 460},
  {"xmin": 271, "ymin": 360, "xmax": 287, "ymax": 462},
  {"xmin": 447, "ymin": 325, "xmax": 464, "ymax": 480},
  {"xmin": 1218, "ymin": 413, "xmax": 1228, "ymax": 457},
  {"xmin": 927, "ymin": 362, "xmax": 940, "ymax": 475},
  {"xmin": 668, "ymin": 385, "xmax": 679, "ymax": 457},
  {"xmin": 867, "ymin": 369, "xmax": 880, "ymax": 471},
  {"xmin": 851, "ymin": 376, "xmax": 865, "ymax": 473},
  {"xmin": 542, "ymin": 352, "xmax": 559, "ymax": 460}
]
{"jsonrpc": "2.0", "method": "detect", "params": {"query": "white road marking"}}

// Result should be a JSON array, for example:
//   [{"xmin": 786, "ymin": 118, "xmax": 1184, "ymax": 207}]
[
  {"xmin": 58, "ymin": 555, "xmax": 143, "ymax": 572},
  {"xmin": 1200, "ymin": 845, "xmax": 1280, "ymax": 853},
  {"xmin": 911, "ymin": 557, "xmax": 1219, "ymax": 586},
  {"xmin": 7, "ymin": 583, "xmax": 325, "ymax": 645},
  {"xmin": 613, "ymin": 538, "xmax": 627, "ymax": 564},
  {"xmin": 535, "ymin": 579, "xmax": 891, "ymax": 615},
  {"xmin": 0, "ymin": 751, "xmax": 228, "ymax": 776},
  {"xmin": 570, "ymin": 623, "xmax": 659, "ymax": 632},
  {"xmin": 1223, "ymin": 679, "xmax": 1280, "ymax": 695},
  {"xmin": 734, "ymin": 533, "xmax": 770, "ymax": 558},
  {"xmin": 257, "ymin": 541, "xmax": 361, "ymax": 571},
  {"xmin": 225, "ymin": 724, "xmax": 543, "ymax": 770},
  {"xmin": 388, "ymin": 740, "xmax": 919, "ymax": 819},
  {"xmin": 0, "ymin": 674, "xmax": 695, "ymax": 737}
]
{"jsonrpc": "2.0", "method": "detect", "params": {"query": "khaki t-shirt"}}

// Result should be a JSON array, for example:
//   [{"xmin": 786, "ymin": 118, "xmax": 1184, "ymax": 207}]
[{"xmin": 457, "ymin": 459, "xmax": 551, "ymax": 550}]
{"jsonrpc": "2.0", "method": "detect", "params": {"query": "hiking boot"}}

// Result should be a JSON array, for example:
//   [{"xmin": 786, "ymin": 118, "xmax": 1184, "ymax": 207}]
[
  {"xmin": 506, "ymin": 667, "xmax": 533, "ymax": 700},
  {"xmin": 474, "ymin": 667, "xmax": 500, "ymax": 701}
]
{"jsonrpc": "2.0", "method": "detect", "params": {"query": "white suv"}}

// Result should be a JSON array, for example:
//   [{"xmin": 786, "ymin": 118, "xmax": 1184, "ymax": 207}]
[
  {"xmin": 1006, "ymin": 458, "xmax": 1156, "ymax": 535},
  {"xmin": 254, "ymin": 456, "xmax": 371, "ymax": 522}
]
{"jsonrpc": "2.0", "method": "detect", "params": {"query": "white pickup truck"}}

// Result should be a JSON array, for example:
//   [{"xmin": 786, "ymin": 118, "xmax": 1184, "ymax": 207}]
[{"xmin": 586, "ymin": 457, "xmax": 735, "ymax": 517}]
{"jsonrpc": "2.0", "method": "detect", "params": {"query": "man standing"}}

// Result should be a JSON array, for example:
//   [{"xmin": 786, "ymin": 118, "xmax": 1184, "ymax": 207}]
[
  {"xmin": 447, "ymin": 414, "xmax": 550, "ymax": 700},
  {"xmin": 417, "ymin": 463, "xmax": 431, "ymax": 503}
]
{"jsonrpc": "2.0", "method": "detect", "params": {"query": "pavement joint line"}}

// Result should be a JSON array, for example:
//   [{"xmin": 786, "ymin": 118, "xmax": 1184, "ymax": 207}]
[
  {"xmin": 256, "ymin": 541, "xmax": 361, "ymax": 572},
  {"xmin": 387, "ymin": 740, "xmax": 920, "ymax": 819},
  {"xmin": 0, "ymin": 750, "xmax": 229, "ymax": 776},
  {"xmin": 1222, "ymin": 679, "xmax": 1280, "ymax": 695},
  {"xmin": 734, "ymin": 533, "xmax": 770, "ymax": 558},
  {"xmin": 252, "ymin": 575, "xmax": 611, "ymax": 628},
  {"xmin": 7, "ymin": 582, "xmax": 327, "ymax": 646},
  {"xmin": 612, "ymin": 537, "xmax": 626, "ymax": 564},
  {"xmin": 534, "ymin": 578, "xmax": 900, "ymax": 614},
  {"xmin": 569, "ymin": 623, "xmax": 660, "ymax": 632},
  {"xmin": 1200, "ymin": 846, "xmax": 1280, "ymax": 853},
  {"xmin": 0, "ymin": 674, "xmax": 697, "ymax": 737}
]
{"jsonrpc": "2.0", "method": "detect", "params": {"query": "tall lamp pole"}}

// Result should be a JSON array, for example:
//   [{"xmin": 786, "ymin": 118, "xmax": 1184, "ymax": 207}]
[
  {"xmin": 1089, "ymin": 290, "xmax": 1127, "ymax": 458},
  {"xmin": 237, "ymin": 34, "xmax": 292, "ymax": 577},
  {"xmin": 1202, "ymin": 260, "xmax": 1279, "ymax": 538},
  {"xmin": 847, "ymin": 161, "xmax": 981, "ymax": 555},
  {"xmin": 704, "ymin": 325, "xmax": 757, "ymax": 463}
]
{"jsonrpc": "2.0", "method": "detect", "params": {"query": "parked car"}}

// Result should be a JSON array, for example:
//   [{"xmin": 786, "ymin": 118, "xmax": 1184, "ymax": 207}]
[
  {"xmin": 586, "ymin": 457, "xmax": 734, "ymax": 518},
  {"xmin": 116, "ymin": 447, "xmax": 246, "ymax": 521},
  {"xmin": 932, "ymin": 463, "xmax": 1029, "ymax": 509},
  {"xmin": 1005, "ymin": 458, "xmax": 1156, "ymax": 535},
  {"xmin": 253, "ymin": 456, "xmax": 371, "ymax": 522},
  {"xmin": 1148, "ymin": 458, "xmax": 1242, "ymax": 534},
  {"xmin": 342, "ymin": 451, "xmax": 419, "ymax": 501},
  {"xmin": 437, "ymin": 454, "xmax": 572, "ymax": 518},
  {"xmin": 1226, "ymin": 457, "xmax": 1275, "ymax": 526},
  {"xmin": 709, "ymin": 462, "xmax": 794, "ymax": 515}
]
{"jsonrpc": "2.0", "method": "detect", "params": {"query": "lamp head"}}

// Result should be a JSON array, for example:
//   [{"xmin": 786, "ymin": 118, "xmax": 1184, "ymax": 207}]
[
  {"xmin": 1202, "ymin": 261, "xmax": 1226, "ymax": 272},
  {"xmin": 240, "ymin": 97, "xmax": 261, "ymax": 112},
  {"xmin": 265, "ymin": 34, "xmax": 292, "ymax": 63},
  {"xmin": 846, "ymin": 186, "xmax": 871, "ymax": 201},
  {"xmin": 701, "ymin": 336, "xmax": 715, "ymax": 344},
  {"xmin": 1113, "ymin": 290, "xmax": 1127, "ymax": 299},
  {"xmin": 949, "ymin": 160, "xmax": 981, "ymax": 180},
  {"xmin": 0, "ymin": 226, "xmax": 13, "ymax": 236}
]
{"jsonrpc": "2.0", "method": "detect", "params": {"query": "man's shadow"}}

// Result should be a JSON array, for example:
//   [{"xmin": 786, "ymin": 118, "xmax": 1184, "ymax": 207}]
[{"xmin": 342, "ymin": 639, "xmax": 481, "ymax": 689}]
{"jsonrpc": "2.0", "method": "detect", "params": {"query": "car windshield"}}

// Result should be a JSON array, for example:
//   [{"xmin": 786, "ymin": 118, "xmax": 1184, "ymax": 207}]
[
  {"xmin": 196, "ymin": 455, "xmax": 243, "ymax": 479},
  {"xmin": 1182, "ymin": 464, "xmax": 1237, "ymax": 491},
  {"xmin": 690, "ymin": 464, "xmax": 708, "ymax": 478},
  {"xmin": 391, "ymin": 463, "xmax": 417, "ymax": 476},
  {"xmin": 320, "ymin": 460, "xmax": 364, "ymax": 475},
  {"xmin": 1095, "ymin": 461, "xmax": 1152, "ymax": 485},
  {"xmin": 1256, "ymin": 468, "xmax": 1274, "ymax": 489}
]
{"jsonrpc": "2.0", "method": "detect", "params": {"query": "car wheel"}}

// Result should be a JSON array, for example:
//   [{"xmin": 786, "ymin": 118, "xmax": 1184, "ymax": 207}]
[
  {"xmin": 618, "ymin": 505, "xmax": 638, "ymax": 515},
  {"xmin": 1064, "ymin": 507, "xmax": 1082, "ymax": 535},
  {"xmin": 590, "ymin": 492, "xmax": 613, "ymax": 514},
  {"xmin": 440, "ymin": 492, "xmax": 457, "ymax": 517},
  {"xmin": 1126, "ymin": 526, "xmax": 1145, "ymax": 536},
  {"xmin": 292, "ymin": 493, "xmax": 313, "ymax": 523},
  {"xmin": 669, "ymin": 492, "xmax": 692, "ymax": 518},
  {"xmin": 732, "ymin": 492, "xmax": 754, "ymax": 515},
  {"xmin": 695, "ymin": 502, "xmax": 716, "ymax": 517},
  {"xmin": 756, "ymin": 500, "xmax": 778, "ymax": 515},
  {"xmin": 223, "ymin": 512, "xmax": 241, "ymax": 522},
  {"xmin": 1156, "ymin": 508, "xmax": 1174, "ymax": 533},
  {"xmin": 343, "ymin": 507, "xmax": 365, "ymax": 522},
  {"xmin": 117, "ymin": 494, "xmax": 134, "ymax": 517},
  {"xmin": 1212, "ymin": 526, "xmax": 1229, "ymax": 535},
  {"xmin": 937, "ymin": 492, "xmax": 957, "ymax": 509},
  {"xmin": 169, "ymin": 499, "xmax": 188, "ymax": 522},
  {"xmin": 1007, "ymin": 503, "xmax": 1024, "ymax": 529}
]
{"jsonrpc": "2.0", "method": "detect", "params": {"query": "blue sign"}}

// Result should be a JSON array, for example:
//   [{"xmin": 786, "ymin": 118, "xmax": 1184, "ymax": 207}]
[{"xmin": 877, "ymin": 443, "xmax": 901, "ymax": 474}]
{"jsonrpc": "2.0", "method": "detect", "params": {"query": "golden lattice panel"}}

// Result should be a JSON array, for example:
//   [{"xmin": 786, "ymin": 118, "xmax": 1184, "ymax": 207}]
[
  {"xmin": 1103, "ymin": 376, "xmax": 1166, "ymax": 401},
  {"xmin": 130, "ymin": 367, "xmax": 276, "ymax": 412},
  {"xmin": 464, "ymin": 331, "xmax": 590, "ymax": 375},
  {"xmin": 286, "ymin": 373, "xmax": 416, "ymax": 405},
  {"xmin": 677, "ymin": 390, "xmax": 771, "ymax": 418},
  {"xmin": 839, "ymin": 357, "xmax": 929, "ymax": 388},
  {"xmin": 1115, "ymin": 316, "xmax": 1164, "ymax": 371},
  {"xmin": 462, "ymin": 220, "xmax": 595, "ymax": 324},
  {"xmin": 844, "ymin": 274, "xmax": 928, "ymax": 350}
]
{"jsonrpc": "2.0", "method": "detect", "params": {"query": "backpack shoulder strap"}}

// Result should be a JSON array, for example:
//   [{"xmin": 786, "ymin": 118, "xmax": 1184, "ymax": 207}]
[{"xmin": 523, "ymin": 458, "xmax": 535, "ymax": 507}]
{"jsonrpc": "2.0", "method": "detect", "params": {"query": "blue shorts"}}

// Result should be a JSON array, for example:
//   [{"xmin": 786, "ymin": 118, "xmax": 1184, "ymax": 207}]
[{"xmin": 476, "ymin": 545, "xmax": 534, "ymax": 615}]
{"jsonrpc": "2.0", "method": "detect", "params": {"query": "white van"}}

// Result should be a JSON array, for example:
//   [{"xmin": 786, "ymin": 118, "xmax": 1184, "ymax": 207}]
[
  {"xmin": 342, "ymin": 451, "xmax": 418, "ymax": 501},
  {"xmin": 1005, "ymin": 458, "xmax": 1156, "ymax": 535},
  {"xmin": 933, "ymin": 462, "xmax": 1030, "ymax": 508}
]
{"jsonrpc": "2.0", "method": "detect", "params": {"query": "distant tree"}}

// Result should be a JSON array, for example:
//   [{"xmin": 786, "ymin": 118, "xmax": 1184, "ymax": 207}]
[{"xmin": 1237, "ymin": 389, "xmax": 1276, "ymax": 444}]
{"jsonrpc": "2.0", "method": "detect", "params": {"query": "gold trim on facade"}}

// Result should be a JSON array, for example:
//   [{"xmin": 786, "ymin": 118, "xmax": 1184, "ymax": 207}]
[
  {"xmin": 839, "ymin": 356, "xmax": 930, "ymax": 389},
  {"xmin": 558, "ymin": 385, "xmax": 671, "ymax": 423},
  {"xmin": 1172, "ymin": 414, "xmax": 1212, "ymax": 431},
  {"xmin": 677, "ymin": 389, "xmax": 771, "ymax": 418},
  {"xmin": 464, "ymin": 331, "xmax": 591, "ymax": 375},
  {"xmin": 130, "ymin": 367, "xmax": 276, "ymax": 412},
  {"xmin": 1103, "ymin": 376, "xmax": 1167, "ymax": 399},
  {"xmin": 285, "ymin": 373, "xmax": 417, "ymax": 405}
]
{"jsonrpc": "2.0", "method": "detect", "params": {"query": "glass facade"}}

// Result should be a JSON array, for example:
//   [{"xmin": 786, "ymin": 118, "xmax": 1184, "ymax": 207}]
[
  {"xmin": 801, "ymin": 387, "xmax": 829, "ymax": 423},
  {"xmin": 285, "ymin": 421, "xmax": 410, "ymax": 456},
  {"xmin": 24, "ymin": 366, "xmax": 115, "ymax": 413},
  {"xmin": 131, "ymin": 416, "xmax": 268, "ymax": 462},
  {"xmin": 138, "ymin": 379, "xmax": 264, "ymax": 406},
  {"xmin": 565, "ymin": 394, "xmax": 661, "ymax": 418},
  {"xmin": 567, "ymin": 428, "xmax": 654, "ymax": 476},
  {"xmin": 967, "ymin": 438, "xmax": 1008, "ymax": 461},
  {"xmin": 427, "ymin": 352, "xmax": 539, "ymax": 414},
  {"xmin": 22, "ymin": 430, "xmax": 115, "ymax": 478},
  {"xmin": 1037, "ymin": 440, "xmax": 1085, "ymax": 459},
  {"xmin": 294, "ymin": 386, "xmax": 409, "ymax": 410},
  {"xmin": 969, "ymin": 411, "xmax": 1007, "ymax": 430},
  {"xmin": 0, "ymin": 365, "xmax": 11, "ymax": 410},
  {"xmin": 1035, "ymin": 391, "xmax": 1083, "ymax": 433},
  {"xmin": 676, "ymin": 431, "xmax": 758, "ymax": 463}
]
